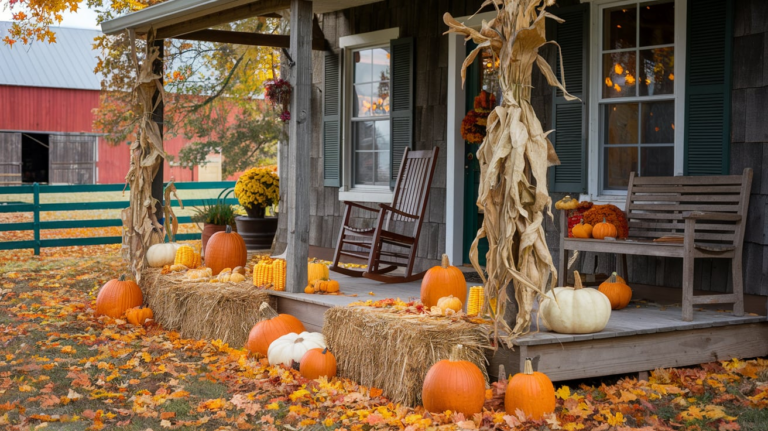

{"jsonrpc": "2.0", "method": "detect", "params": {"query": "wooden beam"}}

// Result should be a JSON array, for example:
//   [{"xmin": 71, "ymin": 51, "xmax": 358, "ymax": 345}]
[
  {"xmin": 172, "ymin": 29, "xmax": 328, "ymax": 50},
  {"xmin": 285, "ymin": 0, "xmax": 312, "ymax": 293},
  {"xmin": 156, "ymin": 0, "xmax": 290, "ymax": 39},
  {"xmin": 151, "ymin": 38, "xmax": 164, "ymax": 221}
]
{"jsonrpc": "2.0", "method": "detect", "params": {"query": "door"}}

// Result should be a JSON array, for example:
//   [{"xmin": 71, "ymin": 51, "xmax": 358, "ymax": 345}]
[
  {"xmin": 49, "ymin": 134, "xmax": 98, "ymax": 184},
  {"xmin": 0, "ymin": 132, "xmax": 22, "ymax": 185}
]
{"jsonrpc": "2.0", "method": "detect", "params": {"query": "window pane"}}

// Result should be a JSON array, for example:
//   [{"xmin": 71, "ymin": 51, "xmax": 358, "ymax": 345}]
[
  {"xmin": 604, "ymin": 146, "xmax": 638, "ymax": 190},
  {"xmin": 374, "ymin": 121, "xmax": 390, "ymax": 151},
  {"xmin": 372, "ymin": 81, "xmax": 390, "ymax": 116},
  {"xmin": 375, "ymin": 151, "xmax": 390, "ymax": 186},
  {"xmin": 353, "ymin": 121, "xmax": 375, "ymax": 150},
  {"xmin": 602, "ymin": 52, "xmax": 637, "ymax": 98},
  {"xmin": 371, "ymin": 48, "xmax": 390, "ymax": 81},
  {"xmin": 639, "ymin": 48, "xmax": 674, "ymax": 96},
  {"xmin": 641, "ymin": 101, "xmax": 674, "ymax": 144},
  {"xmin": 641, "ymin": 146, "xmax": 674, "ymax": 177},
  {"xmin": 353, "ymin": 84, "xmax": 374, "ymax": 117},
  {"xmin": 640, "ymin": 1, "xmax": 674, "ymax": 47},
  {"xmin": 354, "ymin": 49, "xmax": 373, "ymax": 83},
  {"xmin": 354, "ymin": 152, "xmax": 374, "ymax": 185},
  {"xmin": 603, "ymin": 5, "xmax": 636, "ymax": 50},
  {"xmin": 604, "ymin": 103, "xmax": 639, "ymax": 144}
]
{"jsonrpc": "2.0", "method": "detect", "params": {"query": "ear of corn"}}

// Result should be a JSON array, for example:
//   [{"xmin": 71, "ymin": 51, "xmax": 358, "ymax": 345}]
[
  {"xmin": 174, "ymin": 245, "xmax": 196, "ymax": 267},
  {"xmin": 467, "ymin": 286, "xmax": 484, "ymax": 316},
  {"xmin": 252, "ymin": 258, "xmax": 287, "ymax": 291}
]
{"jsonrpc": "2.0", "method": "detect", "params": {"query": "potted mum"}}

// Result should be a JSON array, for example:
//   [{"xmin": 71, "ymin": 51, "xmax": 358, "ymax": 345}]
[
  {"xmin": 234, "ymin": 167, "xmax": 280, "ymax": 250},
  {"xmin": 191, "ymin": 198, "xmax": 237, "ymax": 255}
]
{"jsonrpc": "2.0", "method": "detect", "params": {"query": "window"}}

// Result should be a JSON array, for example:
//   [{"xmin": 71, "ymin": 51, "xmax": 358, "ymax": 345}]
[{"xmin": 599, "ymin": 0, "xmax": 677, "ymax": 192}]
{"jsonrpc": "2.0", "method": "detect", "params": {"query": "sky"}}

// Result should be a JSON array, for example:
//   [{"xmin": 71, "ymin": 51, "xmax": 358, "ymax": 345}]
[{"xmin": 0, "ymin": 2, "xmax": 102, "ymax": 30}]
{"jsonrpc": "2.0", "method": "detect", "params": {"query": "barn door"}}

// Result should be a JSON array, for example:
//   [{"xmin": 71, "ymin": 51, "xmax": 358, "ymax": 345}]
[
  {"xmin": 49, "ymin": 134, "xmax": 98, "ymax": 184},
  {"xmin": 0, "ymin": 132, "xmax": 22, "ymax": 185}
]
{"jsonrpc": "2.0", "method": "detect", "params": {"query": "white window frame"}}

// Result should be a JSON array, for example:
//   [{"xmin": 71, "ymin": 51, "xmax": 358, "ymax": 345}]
[
  {"xmin": 584, "ymin": 0, "xmax": 686, "ymax": 206},
  {"xmin": 338, "ymin": 28, "xmax": 399, "ymax": 203}
]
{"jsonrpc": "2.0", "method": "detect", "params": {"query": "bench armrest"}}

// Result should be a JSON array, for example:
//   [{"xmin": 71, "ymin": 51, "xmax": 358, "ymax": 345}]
[
  {"xmin": 342, "ymin": 201, "xmax": 380, "ymax": 213},
  {"xmin": 682, "ymin": 211, "xmax": 742, "ymax": 222},
  {"xmin": 378, "ymin": 203, "xmax": 419, "ymax": 219}
]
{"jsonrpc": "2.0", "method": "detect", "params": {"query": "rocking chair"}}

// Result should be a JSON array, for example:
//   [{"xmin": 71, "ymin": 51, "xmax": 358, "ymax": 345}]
[{"xmin": 330, "ymin": 147, "xmax": 439, "ymax": 283}]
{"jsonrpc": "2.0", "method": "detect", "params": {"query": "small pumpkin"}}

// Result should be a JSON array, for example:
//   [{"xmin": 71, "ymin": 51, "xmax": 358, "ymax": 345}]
[
  {"xmin": 229, "ymin": 272, "xmax": 246, "ymax": 283},
  {"xmin": 304, "ymin": 285, "xmax": 315, "ymax": 294},
  {"xmin": 147, "ymin": 243, "xmax": 180, "ymax": 268},
  {"xmin": 592, "ymin": 217, "xmax": 618, "ymax": 240},
  {"xmin": 232, "ymin": 266, "xmax": 246, "ymax": 275},
  {"xmin": 598, "ymin": 272, "xmax": 632, "ymax": 310},
  {"xmin": 125, "ymin": 306, "xmax": 154, "ymax": 326},
  {"xmin": 554, "ymin": 195, "xmax": 579, "ymax": 210},
  {"xmin": 174, "ymin": 245, "xmax": 196, "ymax": 268},
  {"xmin": 436, "ymin": 295, "xmax": 462, "ymax": 313},
  {"xmin": 217, "ymin": 269, "xmax": 231, "ymax": 282},
  {"xmin": 300, "ymin": 347, "xmax": 337, "ymax": 379},
  {"xmin": 268, "ymin": 332, "xmax": 327, "ymax": 367},
  {"xmin": 308, "ymin": 261, "xmax": 330, "ymax": 284},
  {"xmin": 246, "ymin": 303, "xmax": 306, "ymax": 356},
  {"xmin": 422, "ymin": 344, "xmax": 486, "ymax": 416},
  {"xmin": 95, "ymin": 275, "xmax": 144, "ymax": 318},
  {"xmin": 205, "ymin": 225, "xmax": 248, "ymax": 275},
  {"xmin": 505, "ymin": 357, "xmax": 555, "ymax": 420},
  {"xmin": 420, "ymin": 254, "xmax": 467, "ymax": 308},
  {"xmin": 571, "ymin": 220, "xmax": 593, "ymax": 238},
  {"xmin": 324, "ymin": 279, "xmax": 340, "ymax": 293},
  {"xmin": 539, "ymin": 271, "xmax": 612, "ymax": 334}
]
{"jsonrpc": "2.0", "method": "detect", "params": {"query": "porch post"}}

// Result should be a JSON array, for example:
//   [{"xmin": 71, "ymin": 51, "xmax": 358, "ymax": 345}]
[
  {"xmin": 285, "ymin": 0, "xmax": 312, "ymax": 292},
  {"xmin": 151, "ymin": 38, "xmax": 164, "ymax": 220}
]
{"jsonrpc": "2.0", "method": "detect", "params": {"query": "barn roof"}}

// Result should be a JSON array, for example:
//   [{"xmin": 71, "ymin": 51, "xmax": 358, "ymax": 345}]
[{"xmin": 0, "ymin": 22, "xmax": 102, "ymax": 91}]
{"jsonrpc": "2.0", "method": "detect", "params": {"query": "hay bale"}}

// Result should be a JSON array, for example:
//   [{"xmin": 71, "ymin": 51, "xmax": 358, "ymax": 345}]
[
  {"xmin": 140, "ymin": 269, "xmax": 275, "ymax": 346},
  {"xmin": 323, "ymin": 307, "xmax": 490, "ymax": 407}
]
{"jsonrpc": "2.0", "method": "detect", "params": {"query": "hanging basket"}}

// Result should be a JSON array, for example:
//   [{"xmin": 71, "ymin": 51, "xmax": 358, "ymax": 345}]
[{"xmin": 264, "ymin": 78, "xmax": 293, "ymax": 122}]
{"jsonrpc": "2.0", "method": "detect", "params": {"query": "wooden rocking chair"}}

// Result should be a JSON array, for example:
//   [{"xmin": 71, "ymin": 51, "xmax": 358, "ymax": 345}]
[{"xmin": 330, "ymin": 147, "xmax": 439, "ymax": 283}]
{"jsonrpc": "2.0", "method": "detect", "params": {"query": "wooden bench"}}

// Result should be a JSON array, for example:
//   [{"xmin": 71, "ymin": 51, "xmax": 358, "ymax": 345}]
[{"xmin": 558, "ymin": 168, "xmax": 753, "ymax": 321}]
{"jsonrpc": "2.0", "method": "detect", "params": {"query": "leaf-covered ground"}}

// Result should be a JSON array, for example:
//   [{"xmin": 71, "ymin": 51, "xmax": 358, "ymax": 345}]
[{"xmin": 0, "ymin": 245, "xmax": 767, "ymax": 430}]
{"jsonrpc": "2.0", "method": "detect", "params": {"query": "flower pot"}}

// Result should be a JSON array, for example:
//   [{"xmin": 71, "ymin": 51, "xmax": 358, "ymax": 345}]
[
  {"xmin": 245, "ymin": 205, "xmax": 266, "ymax": 218},
  {"xmin": 235, "ymin": 216, "xmax": 278, "ymax": 250},
  {"xmin": 202, "ymin": 223, "xmax": 227, "ymax": 256}
]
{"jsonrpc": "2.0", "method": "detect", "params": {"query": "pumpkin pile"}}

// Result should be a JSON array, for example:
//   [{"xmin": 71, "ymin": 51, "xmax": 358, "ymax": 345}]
[
  {"xmin": 304, "ymin": 278, "xmax": 340, "ymax": 294},
  {"xmin": 253, "ymin": 258, "xmax": 287, "ymax": 290}
]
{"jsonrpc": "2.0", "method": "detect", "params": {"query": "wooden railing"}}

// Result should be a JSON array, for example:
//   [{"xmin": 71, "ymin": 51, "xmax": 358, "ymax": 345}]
[{"xmin": 0, "ymin": 182, "xmax": 237, "ymax": 254}]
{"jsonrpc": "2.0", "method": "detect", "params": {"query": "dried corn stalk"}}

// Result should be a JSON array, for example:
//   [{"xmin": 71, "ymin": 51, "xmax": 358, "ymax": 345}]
[
  {"xmin": 444, "ymin": 0, "xmax": 578, "ymax": 346},
  {"xmin": 123, "ymin": 29, "xmax": 166, "ymax": 283}
]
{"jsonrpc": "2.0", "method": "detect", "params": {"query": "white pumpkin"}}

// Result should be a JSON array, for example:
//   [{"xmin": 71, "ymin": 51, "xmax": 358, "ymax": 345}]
[
  {"xmin": 267, "ymin": 332, "xmax": 326, "ymax": 367},
  {"xmin": 539, "ymin": 271, "xmax": 611, "ymax": 334},
  {"xmin": 146, "ymin": 243, "xmax": 181, "ymax": 268}
]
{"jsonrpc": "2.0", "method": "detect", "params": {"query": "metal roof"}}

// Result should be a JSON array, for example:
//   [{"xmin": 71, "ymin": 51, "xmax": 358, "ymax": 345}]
[{"xmin": 0, "ymin": 22, "xmax": 102, "ymax": 91}]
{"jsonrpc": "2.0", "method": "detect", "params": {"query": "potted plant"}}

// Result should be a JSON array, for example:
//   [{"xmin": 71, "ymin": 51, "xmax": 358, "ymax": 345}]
[
  {"xmin": 234, "ymin": 167, "xmax": 280, "ymax": 250},
  {"xmin": 191, "ymin": 199, "xmax": 236, "ymax": 255}
]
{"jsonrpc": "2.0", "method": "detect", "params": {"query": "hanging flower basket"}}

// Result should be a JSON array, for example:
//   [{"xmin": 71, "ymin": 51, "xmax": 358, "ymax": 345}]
[{"xmin": 264, "ymin": 78, "xmax": 293, "ymax": 122}]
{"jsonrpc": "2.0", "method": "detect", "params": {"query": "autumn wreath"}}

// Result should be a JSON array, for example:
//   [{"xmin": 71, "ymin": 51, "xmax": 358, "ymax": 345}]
[{"xmin": 461, "ymin": 90, "xmax": 496, "ymax": 144}]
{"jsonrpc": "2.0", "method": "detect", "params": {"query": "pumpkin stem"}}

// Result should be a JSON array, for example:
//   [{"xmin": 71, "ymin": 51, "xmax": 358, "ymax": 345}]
[
  {"xmin": 573, "ymin": 271, "xmax": 583, "ymax": 290},
  {"xmin": 609, "ymin": 272, "xmax": 618, "ymax": 283},
  {"xmin": 322, "ymin": 347, "xmax": 328, "ymax": 355},
  {"xmin": 603, "ymin": 217, "xmax": 607, "ymax": 223},
  {"xmin": 523, "ymin": 357, "xmax": 534, "ymax": 375},
  {"xmin": 257, "ymin": 302, "xmax": 278, "ymax": 321},
  {"xmin": 225, "ymin": 225, "xmax": 232, "ymax": 234},
  {"xmin": 118, "ymin": 274, "xmax": 128, "ymax": 281},
  {"xmin": 449, "ymin": 344, "xmax": 464, "ymax": 362},
  {"xmin": 441, "ymin": 254, "xmax": 450, "ymax": 268},
  {"xmin": 295, "ymin": 337, "xmax": 304, "ymax": 344}
]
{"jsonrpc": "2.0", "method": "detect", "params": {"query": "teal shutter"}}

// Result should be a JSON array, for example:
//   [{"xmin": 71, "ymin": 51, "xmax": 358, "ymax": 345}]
[
  {"xmin": 684, "ymin": 0, "xmax": 733, "ymax": 175},
  {"xmin": 323, "ymin": 51, "xmax": 341, "ymax": 187},
  {"xmin": 549, "ymin": 3, "xmax": 589, "ymax": 193},
  {"xmin": 389, "ymin": 37, "xmax": 414, "ymax": 188}
]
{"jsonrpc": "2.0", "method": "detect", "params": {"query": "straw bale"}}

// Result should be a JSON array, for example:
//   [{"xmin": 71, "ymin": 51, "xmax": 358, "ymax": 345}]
[
  {"xmin": 323, "ymin": 306, "xmax": 490, "ymax": 407},
  {"xmin": 140, "ymin": 269, "xmax": 275, "ymax": 346}
]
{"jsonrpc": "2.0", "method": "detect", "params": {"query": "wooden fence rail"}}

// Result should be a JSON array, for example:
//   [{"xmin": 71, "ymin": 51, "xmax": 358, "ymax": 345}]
[{"xmin": 0, "ymin": 181, "xmax": 237, "ymax": 254}]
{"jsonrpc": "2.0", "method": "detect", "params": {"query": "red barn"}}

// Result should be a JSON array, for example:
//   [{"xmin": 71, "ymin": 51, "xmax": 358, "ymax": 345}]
[{"xmin": 0, "ymin": 22, "xmax": 219, "ymax": 184}]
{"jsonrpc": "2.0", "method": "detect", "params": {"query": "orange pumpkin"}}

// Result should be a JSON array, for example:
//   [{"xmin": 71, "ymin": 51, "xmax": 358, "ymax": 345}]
[
  {"xmin": 420, "ymin": 254, "xmax": 467, "ymax": 308},
  {"xmin": 125, "ymin": 306, "xmax": 154, "ymax": 326},
  {"xmin": 205, "ymin": 225, "xmax": 247, "ymax": 275},
  {"xmin": 592, "ymin": 217, "xmax": 618, "ymax": 239},
  {"xmin": 422, "ymin": 344, "xmax": 485, "ymax": 416},
  {"xmin": 436, "ymin": 295, "xmax": 462, "ymax": 313},
  {"xmin": 95, "ymin": 275, "xmax": 144, "ymax": 318},
  {"xmin": 246, "ymin": 303, "xmax": 305, "ymax": 356},
  {"xmin": 572, "ymin": 220, "xmax": 593, "ymax": 238},
  {"xmin": 299, "ymin": 347, "xmax": 337, "ymax": 379},
  {"xmin": 505, "ymin": 357, "xmax": 555, "ymax": 420},
  {"xmin": 598, "ymin": 272, "xmax": 632, "ymax": 310},
  {"xmin": 304, "ymin": 285, "xmax": 315, "ymax": 294}
]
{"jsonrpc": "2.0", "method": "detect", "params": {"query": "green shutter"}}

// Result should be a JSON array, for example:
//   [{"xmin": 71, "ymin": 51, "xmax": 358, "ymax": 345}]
[
  {"xmin": 684, "ymin": 0, "xmax": 733, "ymax": 175},
  {"xmin": 323, "ymin": 51, "xmax": 341, "ymax": 187},
  {"xmin": 389, "ymin": 37, "xmax": 414, "ymax": 188},
  {"xmin": 549, "ymin": 3, "xmax": 589, "ymax": 193}
]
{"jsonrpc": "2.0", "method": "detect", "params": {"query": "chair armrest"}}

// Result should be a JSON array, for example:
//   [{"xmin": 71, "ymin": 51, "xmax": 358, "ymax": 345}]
[
  {"xmin": 342, "ymin": 201, "xmax": 380, "ymax": 213},
  {"xmin": 378, "ymin": 203, "xmax": 419, "ymax": 219},
  {"xmin": 682, "ymin": 211, "xmax": 742, "ymax": 222}
]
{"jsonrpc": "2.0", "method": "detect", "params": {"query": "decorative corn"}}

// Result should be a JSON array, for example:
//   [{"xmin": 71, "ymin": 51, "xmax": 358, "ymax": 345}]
[
  {"xmin": 174, "ymin": 245, "xmax": 196, "ymax": 267},
  {"xmin": 252, "ymin": 258, "xmax": 287, "ymax": 290},
  {"xmin": 467, "ymin": 286, "xmax": 484, "ymax": 316},
  {"xmin": 272, "ymin": 259, "xmax": 286, "ymax": 291}
]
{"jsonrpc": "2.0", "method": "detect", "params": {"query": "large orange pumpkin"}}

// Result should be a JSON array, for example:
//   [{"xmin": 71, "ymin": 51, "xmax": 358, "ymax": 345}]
[
  {"xmin": 420, "ymin": 254, "xmax": 467, "ymax": 308},
  {"xmin": 205, "ymin": 225, "xmax": 247, "ymax": 275},
  {"xmin": 95, "ymin": 275, "xmax": 144, "ymax": 318},
  {"xmin": 422, "ymin": 344, "xmax": 486, "ymax": 416},
  {"xmin": 505, "ymin": 357, "xmax": 555, "ymax": 420},
  {"xmin": 598, "ymin": 272, "xmax": 632, "ymax": 310},
  {"xmin": 299, "ymin": 347, "xmax": 337, "ymax": 379},
  {"xmin": 246, "ymin": 303, "xmax": 305, "ymax": 356}
]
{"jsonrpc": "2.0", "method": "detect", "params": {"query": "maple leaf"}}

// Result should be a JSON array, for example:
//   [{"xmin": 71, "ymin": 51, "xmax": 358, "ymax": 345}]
[
  {"xmin": 606, "ymin": 411, "xmax": 625, "ymax": 426},
  {"xmin": 556, "ymin": 385, "xmax": 572, "ymax": 400}
]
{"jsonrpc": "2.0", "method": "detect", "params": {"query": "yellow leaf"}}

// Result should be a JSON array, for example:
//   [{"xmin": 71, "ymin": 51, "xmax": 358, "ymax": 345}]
[
  {"xmin": 265, "ymin": 402, "xmax": 280, "ymax": 410},
  {"xmin": 555, "ymin": 385, "xmax": 571, "ymax": 400},
  {"xmin": 606, "ymin": 412, "xmax": 625, "ymax": 426}
]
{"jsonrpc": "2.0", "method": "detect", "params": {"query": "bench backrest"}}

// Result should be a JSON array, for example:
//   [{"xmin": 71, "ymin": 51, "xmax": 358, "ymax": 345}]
[{"xmin": 624, "ymin": 169, "xmax": 752, "ymax": 245}]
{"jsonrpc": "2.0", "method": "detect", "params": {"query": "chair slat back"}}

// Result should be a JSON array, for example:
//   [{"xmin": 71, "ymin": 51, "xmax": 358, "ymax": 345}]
[{"xmin": 388, "ymin": 147, "xmax": 439, "ymax": 234}]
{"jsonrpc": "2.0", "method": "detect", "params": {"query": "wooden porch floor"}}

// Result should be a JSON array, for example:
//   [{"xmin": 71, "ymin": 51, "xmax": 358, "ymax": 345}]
[{"xmin": 268, "ymin": 273, "xmax": 768, "ymax": 381}]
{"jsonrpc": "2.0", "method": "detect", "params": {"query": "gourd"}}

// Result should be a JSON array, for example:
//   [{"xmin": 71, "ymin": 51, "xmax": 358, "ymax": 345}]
[
  {"xmin": 304, "ymin": 285, "xmax": 315, "ymax": 294},
  {"xmin": 246, "ymin": 303, "xmax": 306, "ymax": 356},
  {"xmin": 268, "ymin": 332, "xmax": 327, "ymax": 367},
  {"xmin": 313, "ymin": 279, "xmax": 340, "ymax": 293},
  {"xmin": 229, "ymin": 272, "xmax": 246, "ymax": 283},
  {"xmin": 422, "ymin": 344, "xmax": 486, "ymax": 416},
  {"xmin": 436, "ymin": 295, "xmax": 462, "ymax": 313},
  {"xmin": 125, "ymin": 306, "xmax": 154, "ymax": 326},
  {"xmin": 95, "ymin": 275, "xmax": 144, "ymax": 318},
  {"xmin": 147, "ymin": 243, "xmax": 180, "ymax": 268},
  {"xmin": 174, "ymin": 245, "xmax": 196, "ymax": 268},
  {"xmin": 554, "ymin": 195, "xmax": 579, "ymax": 210},
  {"xmin": 505, "ymin": 357, "xmax": 555, "ymax": 420},
  {"xmin": 205, "ymin": 225, "xmax": 247, "ymax": 275},
  {"xmin": 592, "ymin": 217, "xmax": 618, "ymax": 239},
  {"xmin": 539, "ymin": 271, "xmax": 611, "ymax": 334},
  {"xmin": 420, "ymin": 254, "xmax": 467, "ymax": 308},
  {"xmin": 571, "ymin": 220, "xmax": 593, "ymax": 238},
  {"xmin": 299, "ymin": 348, "xmax": 337, "ymax": 379},
  {"xmin": 598, "ymin": 272, "xmax": 632, "ymax": 310},
  {"xmin": 307, "ymin": 261, "xmax": 329, "ymax": 284}
]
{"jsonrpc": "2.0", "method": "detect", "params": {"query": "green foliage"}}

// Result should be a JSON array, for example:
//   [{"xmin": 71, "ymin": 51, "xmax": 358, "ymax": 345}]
[{"xmin": 191, "ymin": 200, "xmax": 236, "ymax": 226}]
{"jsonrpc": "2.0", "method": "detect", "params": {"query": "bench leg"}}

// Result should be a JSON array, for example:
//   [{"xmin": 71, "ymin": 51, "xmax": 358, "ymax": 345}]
[
  {"xmin": 682, "ymin": 220, "xmax": 695, "ymax": 322},
  {"xmin": 558, "ymin": 248, "xmax": 568, "ymax": 286},
  {"xmin": 732, "ymin": 253, "xmax": 745, "ymax": 317}
]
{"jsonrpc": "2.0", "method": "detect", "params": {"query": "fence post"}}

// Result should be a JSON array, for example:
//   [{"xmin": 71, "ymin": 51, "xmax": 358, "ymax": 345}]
[{"xmin": 33, "ymin": 182, "xmax": 40, "ymax": 255}]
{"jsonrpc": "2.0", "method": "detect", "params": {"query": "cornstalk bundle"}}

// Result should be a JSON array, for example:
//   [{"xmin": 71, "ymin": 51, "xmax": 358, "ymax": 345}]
[{"xmin": 443, "ymin": 0, "xmax": 578, "ymax": 345}]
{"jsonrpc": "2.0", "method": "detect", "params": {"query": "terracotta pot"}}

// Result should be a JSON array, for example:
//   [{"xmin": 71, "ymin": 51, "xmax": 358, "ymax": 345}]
[
  {"xmin": 235, "ymin": 216, "xmax": 278, "ymax": 250},
  {"xmin": 202, "ymin": 223, "xmax": 227, "ymax": 256}
]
